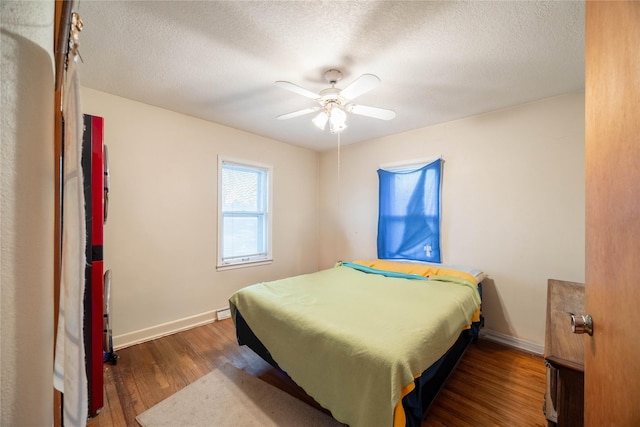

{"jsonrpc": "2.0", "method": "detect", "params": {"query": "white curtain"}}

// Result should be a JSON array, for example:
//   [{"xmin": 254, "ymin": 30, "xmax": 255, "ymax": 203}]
[{"xmin": 53, "ymin": 51, "xmax": 88, "ymax": 427}]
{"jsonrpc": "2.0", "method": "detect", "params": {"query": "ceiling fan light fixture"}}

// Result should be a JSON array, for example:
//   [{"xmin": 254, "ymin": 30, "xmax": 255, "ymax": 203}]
[
  {"xmin": 329, "ymin": 107, "xmax": 347, "ymax": 134},
  {"xmin": 330, "ymin": 121, "xmax": 347, "ymax": 134},
  {"xmin": 312, "ymin": 111, "xmax": 329, "ymax": 130}
]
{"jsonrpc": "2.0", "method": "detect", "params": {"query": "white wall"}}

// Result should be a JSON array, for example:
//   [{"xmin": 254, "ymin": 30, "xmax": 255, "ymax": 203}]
[
  {"xmin": 1, "ymin": 1, "xmax": 55, "ymax": 425},
  {"xmin": 81, "ymin": 88, "xmax": 319, "ymax": 347},
  {"xmin": 319, "ymin": 92, "xmax": 585, "ymax": 347}
]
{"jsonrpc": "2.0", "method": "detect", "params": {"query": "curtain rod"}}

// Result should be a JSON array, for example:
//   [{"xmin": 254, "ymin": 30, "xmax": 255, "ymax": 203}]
[{"xmin": 379, "ymin": 156, "xmax": 443, "ymax": 170}]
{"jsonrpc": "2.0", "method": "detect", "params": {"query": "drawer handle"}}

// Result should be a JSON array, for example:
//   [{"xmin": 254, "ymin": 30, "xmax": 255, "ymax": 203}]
[{"xmin": 571, "ymin": 314, "xmax": 593, "ymax": 336}]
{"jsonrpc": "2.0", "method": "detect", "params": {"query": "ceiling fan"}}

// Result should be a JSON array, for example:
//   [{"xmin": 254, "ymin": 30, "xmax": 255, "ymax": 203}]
[{"xmin": 276, "ymin": 69, "xmax": 396, "ymax": 134}]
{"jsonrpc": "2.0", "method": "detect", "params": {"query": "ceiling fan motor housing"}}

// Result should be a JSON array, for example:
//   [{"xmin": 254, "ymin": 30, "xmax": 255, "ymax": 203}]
[{"xmin": 319, "ymin": 87, "xmax": 342, "ymax": 103}]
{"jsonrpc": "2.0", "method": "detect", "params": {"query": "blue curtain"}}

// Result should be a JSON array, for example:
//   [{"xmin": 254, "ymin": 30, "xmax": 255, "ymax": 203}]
[{"xmin": 377, "ymin": 159, "xmax": 442, "ymax": 262}]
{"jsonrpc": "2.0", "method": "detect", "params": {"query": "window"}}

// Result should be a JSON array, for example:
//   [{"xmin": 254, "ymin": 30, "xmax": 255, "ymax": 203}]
[
  {"xmin": 377, "ymin": 158, "xmax": 442, "ymax": 263},
  {"xmin": 217, "ymin": 157, "xmax": 272, "ymax": 269}
]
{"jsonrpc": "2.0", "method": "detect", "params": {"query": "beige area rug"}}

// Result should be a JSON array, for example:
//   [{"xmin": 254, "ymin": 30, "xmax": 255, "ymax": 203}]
[{"xmin": 135, "ymin": 363, "xmax": 346, "ymax": 427}]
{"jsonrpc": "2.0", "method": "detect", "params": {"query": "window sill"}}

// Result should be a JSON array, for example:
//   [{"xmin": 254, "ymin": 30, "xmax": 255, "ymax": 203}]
[{"xmin": 216, "ymin": 259, "xmax": 273, "ymax": 272}]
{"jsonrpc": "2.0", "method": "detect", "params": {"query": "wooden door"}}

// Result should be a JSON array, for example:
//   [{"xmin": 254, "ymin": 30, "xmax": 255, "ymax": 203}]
[{"xmin": 585, "ymin": 2, "xmax": 640, "ymax": 425}]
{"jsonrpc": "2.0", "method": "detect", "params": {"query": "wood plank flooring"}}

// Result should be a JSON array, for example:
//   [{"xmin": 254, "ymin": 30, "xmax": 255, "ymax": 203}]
[{"xmin": 87, "ymin": 319, "xmax": 547, "ymax": 427}]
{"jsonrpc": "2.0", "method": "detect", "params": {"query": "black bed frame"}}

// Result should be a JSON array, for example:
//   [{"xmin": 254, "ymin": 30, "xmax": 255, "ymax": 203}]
[{"xmin": 233, "ymin": 284, "xmax": 483, "ymax": 426}]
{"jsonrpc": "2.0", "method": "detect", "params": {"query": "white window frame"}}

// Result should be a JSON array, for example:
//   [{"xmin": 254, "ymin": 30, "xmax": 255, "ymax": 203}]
[{"xmin": 217, "ymin": 156, "xmax": 273, "ymax": 270}]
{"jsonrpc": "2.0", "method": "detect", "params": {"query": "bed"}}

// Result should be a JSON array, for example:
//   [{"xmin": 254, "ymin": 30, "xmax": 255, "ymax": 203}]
[{"xmin": 229, "ymin": 259, "xmax": 484, "ymax": 427}]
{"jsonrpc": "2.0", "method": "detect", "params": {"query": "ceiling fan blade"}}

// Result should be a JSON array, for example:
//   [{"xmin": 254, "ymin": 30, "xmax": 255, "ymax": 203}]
[
  {"xmin": 277, "ymin": 107, "xmax": 320, "ymax": 120},
  {"xmin": 340, "ymin": 74, "xmax": 381, "ymax": 100},
  {"xmin": 349, "ymin": 104, "xmax": 396, "ymax": 120},
  {"xmin": 275, "ymin": 81, "xmax": 319, "ymax": 99}
]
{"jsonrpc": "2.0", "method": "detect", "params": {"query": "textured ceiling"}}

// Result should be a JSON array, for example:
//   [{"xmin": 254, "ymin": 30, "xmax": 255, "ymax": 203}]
[{"xmin": 77, "ymin": 1, "xmax": 584, "ymax": 151}]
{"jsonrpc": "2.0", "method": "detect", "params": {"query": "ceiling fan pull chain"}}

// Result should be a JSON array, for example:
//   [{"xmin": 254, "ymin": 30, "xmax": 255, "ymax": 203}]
[{"xmin": 336, "ymin": 132, "xmax": 342, "ymax": 258}]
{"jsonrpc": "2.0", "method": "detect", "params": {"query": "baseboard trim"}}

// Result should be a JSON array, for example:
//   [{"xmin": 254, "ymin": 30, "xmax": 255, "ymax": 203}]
[
  {"xmin": 479, "ymin": 329, "xmax": 544, "ymax": 356},
  {"xmin": 113, "ymin": 310, "xmax": 218, "ymax": 350}
]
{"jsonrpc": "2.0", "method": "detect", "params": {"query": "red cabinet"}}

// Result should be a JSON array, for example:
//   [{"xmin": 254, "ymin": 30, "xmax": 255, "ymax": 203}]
[{"xmin": 82, "ymin": 114, "xmax": 105, "ymax": 416}]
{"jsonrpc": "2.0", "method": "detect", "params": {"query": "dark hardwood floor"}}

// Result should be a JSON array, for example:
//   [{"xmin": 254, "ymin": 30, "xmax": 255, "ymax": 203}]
[{"xmin": 87, "ymin": 319, "xmax": 547, "ymax": 427}]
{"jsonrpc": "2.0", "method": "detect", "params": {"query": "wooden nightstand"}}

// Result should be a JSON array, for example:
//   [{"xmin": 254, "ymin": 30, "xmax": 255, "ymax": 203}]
[{"xmin": 544, "ymin": 279, "xmax": 585, "ymax": 427}]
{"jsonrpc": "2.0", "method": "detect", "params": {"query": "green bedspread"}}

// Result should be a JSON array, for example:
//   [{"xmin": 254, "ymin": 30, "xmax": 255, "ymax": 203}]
[{"xmin": 229, "ymin": 264, "xmax": 481, "ymax": 427}]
